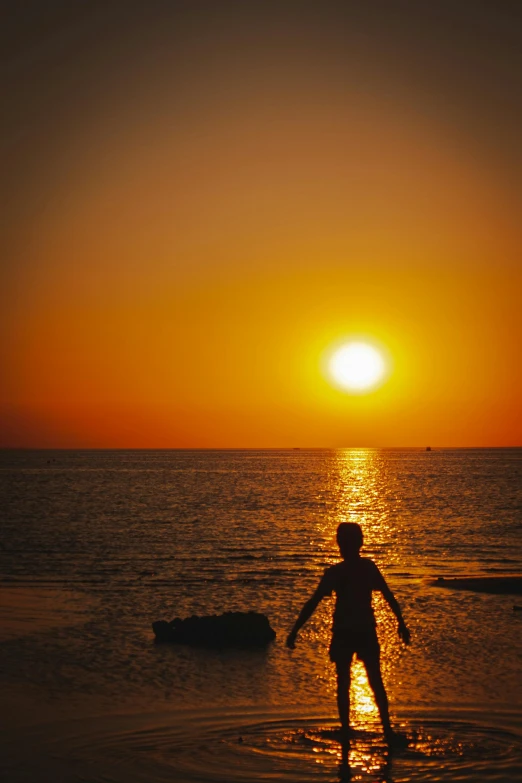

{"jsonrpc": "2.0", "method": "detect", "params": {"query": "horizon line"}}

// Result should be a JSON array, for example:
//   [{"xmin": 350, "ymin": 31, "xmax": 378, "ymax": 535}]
[{"xmin": 1, "ymin": 446, "xmax": 521, "ymax": 451}]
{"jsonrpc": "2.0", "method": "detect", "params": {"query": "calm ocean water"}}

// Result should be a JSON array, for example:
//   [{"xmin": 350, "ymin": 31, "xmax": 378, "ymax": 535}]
[{"xmin": 1, "ymin": 448, "xmax": 521, "ymax": 782}]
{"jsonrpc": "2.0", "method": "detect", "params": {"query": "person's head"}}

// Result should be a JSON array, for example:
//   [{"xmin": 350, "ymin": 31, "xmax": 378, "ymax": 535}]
[{"xmin": 336, "ymin": 522, "xmax": 363, "ymax": 558}]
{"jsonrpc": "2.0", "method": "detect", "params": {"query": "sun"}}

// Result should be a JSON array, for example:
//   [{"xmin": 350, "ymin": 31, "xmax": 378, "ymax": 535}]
[{"xmin": 327, "ymin": 341, "xmax": 387, "ymax": 393}]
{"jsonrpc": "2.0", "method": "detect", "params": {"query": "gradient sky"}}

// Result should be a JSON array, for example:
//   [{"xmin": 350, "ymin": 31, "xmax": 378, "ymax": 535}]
[{"xmin": 1, "ymin": 1, "xmax": 521, "ymax": 447}]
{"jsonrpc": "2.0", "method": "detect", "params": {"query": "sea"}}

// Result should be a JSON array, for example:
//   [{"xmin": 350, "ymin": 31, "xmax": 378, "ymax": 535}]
[{"xmin": 0, "ymin": 448, "xmax": 521, "ymax": 782}]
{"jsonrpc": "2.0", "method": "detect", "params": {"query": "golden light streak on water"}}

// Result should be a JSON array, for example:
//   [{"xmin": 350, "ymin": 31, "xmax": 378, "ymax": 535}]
[
  {"xmin": 331, "ymin": 448, "xmax": 379, "ymax": 529},
  {"xmin": 350, "ymin": 659, "xmax": 380, "ymax": 721}
]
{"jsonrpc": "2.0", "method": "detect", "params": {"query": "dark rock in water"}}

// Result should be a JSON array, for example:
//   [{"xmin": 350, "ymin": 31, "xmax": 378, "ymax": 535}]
[
  {"xmin": 432, "ymin": 575, "xmax": 522, "ymax": 596},
  {"xmin": 152, "ymin": 611, "xmax": 276, "ymax": 647}
]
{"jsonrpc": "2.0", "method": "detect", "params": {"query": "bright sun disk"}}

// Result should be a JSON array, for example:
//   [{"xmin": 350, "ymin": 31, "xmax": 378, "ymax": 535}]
[{"xmin": 328, "ymin": 341, "xmax": 386, "ymax": 392}]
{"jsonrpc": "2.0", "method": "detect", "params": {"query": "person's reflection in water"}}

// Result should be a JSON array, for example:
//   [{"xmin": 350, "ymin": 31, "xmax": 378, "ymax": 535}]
[
  {"xmin": 338, "ymin": 735, "xmax": 394, "ymax": 783},
  {"xmin": 338, "ymin": 734, "xmax": 393, "ymax": 782},
  {"xmin": 286, "ymin": 522, "xmax": 411, "ymax": 754}
]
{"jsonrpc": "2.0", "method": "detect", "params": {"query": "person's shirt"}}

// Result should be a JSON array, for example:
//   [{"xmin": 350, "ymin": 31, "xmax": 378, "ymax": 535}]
[{"xmin": 316, "ymin": 556, "xmax": 387, "ymax": 632}]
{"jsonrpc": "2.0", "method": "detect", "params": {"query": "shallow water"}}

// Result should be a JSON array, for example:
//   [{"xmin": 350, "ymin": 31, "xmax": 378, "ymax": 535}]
[
  {"xmin": 2, "ymin": 706, "xmax": 521, "ymax": 782},
  {"xmin": 1, "ymin": 448, "xmax": 521, "ymax": 781}
]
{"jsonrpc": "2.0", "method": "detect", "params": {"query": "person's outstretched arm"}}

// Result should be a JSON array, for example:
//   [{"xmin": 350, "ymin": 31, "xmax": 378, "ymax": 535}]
[
  {"xmin": 286, "ymin": 581, "xmax": 328, "ymax": 649},
  {"xmin": 375, "ymin": 566, "xmax": 411, "ymax": 645}
]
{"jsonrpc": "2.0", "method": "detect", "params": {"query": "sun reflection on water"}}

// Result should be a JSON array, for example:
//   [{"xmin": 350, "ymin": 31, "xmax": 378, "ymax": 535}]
[
  {"xmin": 350, "ymin": 659, "xmax": 379, "ymax": 721},
  {"xmin": 329, "ymin": 449, "xmax": 393, "ymax": 549}
]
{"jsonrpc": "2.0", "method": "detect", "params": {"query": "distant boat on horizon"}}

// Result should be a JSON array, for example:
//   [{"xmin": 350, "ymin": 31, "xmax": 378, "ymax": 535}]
[{"xmin": 426, "ymin": 446, "xmax": 432, "ymax": 451}]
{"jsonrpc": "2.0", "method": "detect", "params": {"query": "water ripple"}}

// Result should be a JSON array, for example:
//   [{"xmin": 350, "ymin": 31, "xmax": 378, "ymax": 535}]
[{"xmin": 4, "ymin": 707, "xmax": 521, "ymax": 783}]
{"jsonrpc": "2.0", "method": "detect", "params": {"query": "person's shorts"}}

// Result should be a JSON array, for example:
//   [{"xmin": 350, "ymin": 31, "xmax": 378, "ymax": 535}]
[{"xmin": 329, "ymin": 625, "xmax": 380, "ymax": 664}]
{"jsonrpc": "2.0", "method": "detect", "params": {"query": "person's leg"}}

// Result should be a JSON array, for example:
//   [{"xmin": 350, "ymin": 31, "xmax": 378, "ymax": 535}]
[
  {"xmin": 362, "ymin": 654, "xmax": 392, "ymax": 736},
  {"xmin": 335, "ymin": 660, "xmax": 352, "ymax": 734}
]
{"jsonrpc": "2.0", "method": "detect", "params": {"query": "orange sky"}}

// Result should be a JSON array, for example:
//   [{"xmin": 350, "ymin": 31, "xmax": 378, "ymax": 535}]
[{"xmin": 1, "ymin": 2, "xmax": 521, "ymax": 447}]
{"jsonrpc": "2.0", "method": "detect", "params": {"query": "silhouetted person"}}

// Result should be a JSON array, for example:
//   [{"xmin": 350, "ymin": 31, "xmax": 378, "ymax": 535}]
[{"xmin": 286, "ymin": 522, "xmax": 410, "ymax": 745}]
